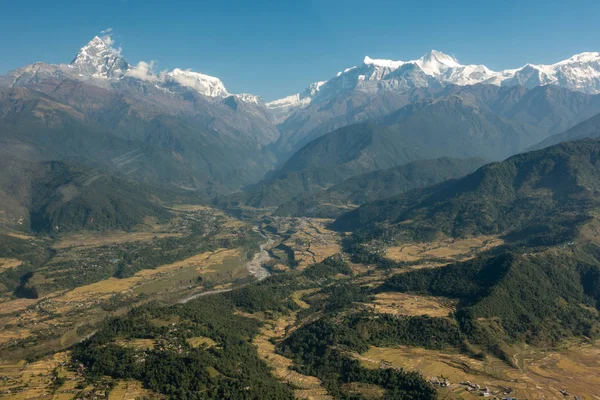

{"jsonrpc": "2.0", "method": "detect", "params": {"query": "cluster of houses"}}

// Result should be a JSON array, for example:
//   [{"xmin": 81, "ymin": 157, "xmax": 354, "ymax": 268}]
[
  {"xmin": 455, "ymin": 381, "xmax": 579, "ymax": 400},
  {"xmin": 461, "ymin": 381, "xmax": 492, "ymax": 397},
  {"xmin": 426, "ymin": 377, "xmax": 522, "ymax": 399},
  {"xmin": 429, "ymin": 377, "xmax": 451, "ymax": 387},
  {"xmin": 459, "ymin": 381, "xmax": 516, "ymax": 399}
]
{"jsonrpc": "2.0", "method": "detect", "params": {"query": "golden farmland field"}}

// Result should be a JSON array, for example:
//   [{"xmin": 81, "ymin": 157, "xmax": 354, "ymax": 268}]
[
  {"xmin": 385, "ymin": 236, "xmax": 503, "ymax": 263},
  {"xmin": 356, "ymin": 342, "xmax": 600, "ymax": 400}
]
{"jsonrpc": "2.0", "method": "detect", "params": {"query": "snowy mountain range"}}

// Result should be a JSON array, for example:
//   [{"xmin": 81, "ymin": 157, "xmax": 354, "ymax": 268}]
[
  {"xmin": 2, "ymin": 34, "xmax": 600, "ymax": 199},
  {"xmin": 4, "ymin": 35, "xmax": 600, "ymax": 119},
  {"xmin": 5, "ymin": 36, "xmax": 258, "ymax": 103},
  {"xmin": 268, "ymin": 50, "xmax": 600, "ymax": 118},
  {"xmin": 71, "ymin": 36, "xmax": 130, "ymax": 78},
  {"xmin": 0, "ymin": 35, "xmax": 285, "ymax": 196}
]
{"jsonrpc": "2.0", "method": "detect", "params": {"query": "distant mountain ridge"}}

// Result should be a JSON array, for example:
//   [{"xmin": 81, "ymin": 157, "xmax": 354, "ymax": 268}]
[
  {"xmin": 268, "ymin": 50, "xmax": 600, "ymax": 157},
  {"xmin": 269, "ymin": 50, "xmax": 600, "ymax": 117},
  {"xmin": 224, "ymin": 84, "xmax": 600, "ymax": 210},
  {"xmin": 277, "ymin": 84, "xmax": 600, "ymax": 175},
  {"xmin": 3, "ymin": 34, "xmax": 600, "ymax": 197},
  {"xmin": 0, "ymin": 36, "xmax": 282, "ymax": 194},
  {"xmin": 274, "ymin": 157, "xmax": 486, "ymax": 218},
  {"xmin": 533, "ymin": 112, "xmax": 600, "ymax": 150}
]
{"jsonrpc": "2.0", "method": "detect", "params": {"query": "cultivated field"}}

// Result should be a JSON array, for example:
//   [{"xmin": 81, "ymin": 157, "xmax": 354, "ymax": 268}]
[
  {"xmin": 0, "ymin": 205, "xmax": 260, "ymax": 367},
  {"xmin": 264, "ymin": 217, "xmax": 341, "ymax": 270},
  {"xmin": 108, "ymin": 380, "xmax": 162, "ymax": 400},
  {"xmin": 369, "ymin": 292, "xmax": 456, "ymax": 318},
  {"xmin": 0, "ymin": 352, "xmax": 74, "ymax": 399},
  {"xmin": 356, "ymin": 342, "xmax": 600, "ymax": 399},
  {"xmin": 253, "ymin": 289, "xmax": 332, "ymax": 400},
  {"xmin": 0, "ymin": 258, "xmax": 22, "ymax": 271},
  {"xmin": 385, "ymin": 236, "xmax": 503, "ymax": 263}
]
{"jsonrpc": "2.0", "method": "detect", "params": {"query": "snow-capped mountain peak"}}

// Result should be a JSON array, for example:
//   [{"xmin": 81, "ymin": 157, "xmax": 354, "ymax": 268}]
[
  {"xmin": 71, "ymin": 36, "xmax": 129, "ymax": 78},
  {"xmin": 499, "ymin": 52, "xmax": 600, "ymax": 92},
  {"xmin": 555, "ymin": 51, "xmax": 600, "ymax": 65},
  {"xmin": 265, "ymin": 80, "xmax": 326, "ymax": 119},
  {"xmin": 268, "ymin": 50, "xmax": 600, "ymax": 119},
  {"xmin": 164, "ymin": 68, "xmax": 229, "ymax": 98},
  {"xmin": 266, "ymin": 50, "xmax": 465, "ymax": 115},
  {"xmin": 234, "ymin": 93, "xmax": 262, "ymax": 104},
  {"xmin": 363, "ymin": 56, "xmax": 406, "ymax": 69},
  {"xmin": 307, "ymin": 81, "xmax": 326, "ymax": 96},
  {"xmin": 416, "ymin": 50, "xmax": 460, "ymax": 76},
  {"xmin": 6, "ymin": 34, "xmax": 262, "ymax": 102},
  {"xmin": 362, "ymin": 50, "xmax": 460, "ymax": 76}
]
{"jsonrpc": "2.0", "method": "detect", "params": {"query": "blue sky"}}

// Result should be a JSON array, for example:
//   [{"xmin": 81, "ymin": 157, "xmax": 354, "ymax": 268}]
[{"xmin": 1, "ymin": 0, "xmax": 599, "ymax": 100}]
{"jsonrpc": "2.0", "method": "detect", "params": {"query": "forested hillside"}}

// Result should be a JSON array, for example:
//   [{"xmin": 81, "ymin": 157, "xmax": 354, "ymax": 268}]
[
  {"xmin": 275, "ymin": 157, "xmax": 485, "ymax": 217},
  {"xmin": 333, "ymin": 139, "xmax": 600, "ymax": 245},
  {"xmin": 0, "ymin": 158, "xmax": 183, "ymax": 232},
  {"xmin": 533, "ymin": 112, "xmax": 600, "ymax": 150},
  {"xmin": 382, "ymin": 246, "xmax": 600, "ymax": 348}
]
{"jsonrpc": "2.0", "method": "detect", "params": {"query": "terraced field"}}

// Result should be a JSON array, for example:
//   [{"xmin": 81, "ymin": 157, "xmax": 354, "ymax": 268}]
[
  {"xmin": 2, "ymin": 212, "xmax": 599, "ymax": 400},
  {"xmin": 0, "ymin": 206, "xmax": 261, "ymax": 372},
  {"xmin": 263, "ymin": 217, "xmax": 341, "ymax": 270},
  {"xmin": 356, "ymin": 342, "xmax": 600, "ymax": 400},
  {"xmin": 253, "ymin": 289, "xmax": 332, "ymax": 400},
  {"xmin": 385, "ymin": 236, "xmax": 503, "ymax": 263},
  {"xmin": 368, "ymin": 292, "xmax": 457, "ymax": 318}
]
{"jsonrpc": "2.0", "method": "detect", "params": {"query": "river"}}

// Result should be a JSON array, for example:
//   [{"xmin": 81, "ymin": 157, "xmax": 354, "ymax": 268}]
[
  {"xmin": 245, "ymin": 227, "xmax": 273, "ymax": 281},
  {"xmin": 180, "ymin": 227, "xmax": 272, "ymax": 303}
]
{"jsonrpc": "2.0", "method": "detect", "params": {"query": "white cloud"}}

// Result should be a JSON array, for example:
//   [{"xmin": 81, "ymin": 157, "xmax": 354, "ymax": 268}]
[
  {"xmin": 127, "ymin": 60, "xmax": 160, "ymax": 82},
  {"xmin": 99, "ymin": 28, "xmax": 122, "ymax": 56}
]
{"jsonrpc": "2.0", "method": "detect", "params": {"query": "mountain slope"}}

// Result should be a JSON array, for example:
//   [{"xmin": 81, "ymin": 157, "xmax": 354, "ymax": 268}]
[
  {"xmin": 333, "ymin": 139, "xmax": 600, "ymax": 246},
  {"xmin": 276, "ymin": 83, "xmax": 600, "ymax": 161},
  {"xmin": 533, "ymin": 112, "xmax": 600, "ymax": 150},
  {"xmin": 269, "ymin": 51, "xmax": 600, "ymax": 158},
  {"xmin": 229, "ymin": 85, "xmax": 600, "ymax": 209},
  {"xmin": 0, "ymin": 37, "xmax": 281, "ymax": 194},
  {"xmin": 271, "ymin": 86, "xmax": 438, "ymax": 159},
  {"xmin": 278, "ymin": 93, "xmax": 548, "ymax": 176},
  {"xmin": 442, "ymin": 84, "xmax": 600, "ymax": 134},
  {"xmin": 274, "ymin": 157, "xmax": 486, "ymax": 218},
  {"xmin": 280, "ymin": 84, "xmax": 600, "ymax": 174},
  {"xmin": 0, "ymin": 81, "xmax": 276, "ymax": 195},
  {"xmin": 382, "ymin": 247, "xmax": 600, "ymax": 346},
  {"xmin": 0, "ymin": 157, "xmax": 176, "ymax": 233},
  {"xmin": 29, "ymin": 161, "xmax": 172, "ymax": 232}
]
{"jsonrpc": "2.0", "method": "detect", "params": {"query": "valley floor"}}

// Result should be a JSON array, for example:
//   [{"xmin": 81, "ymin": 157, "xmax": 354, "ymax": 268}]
[{"xmin": 1, "ymin": 209, "xmax": 599, "ymax": 399}]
